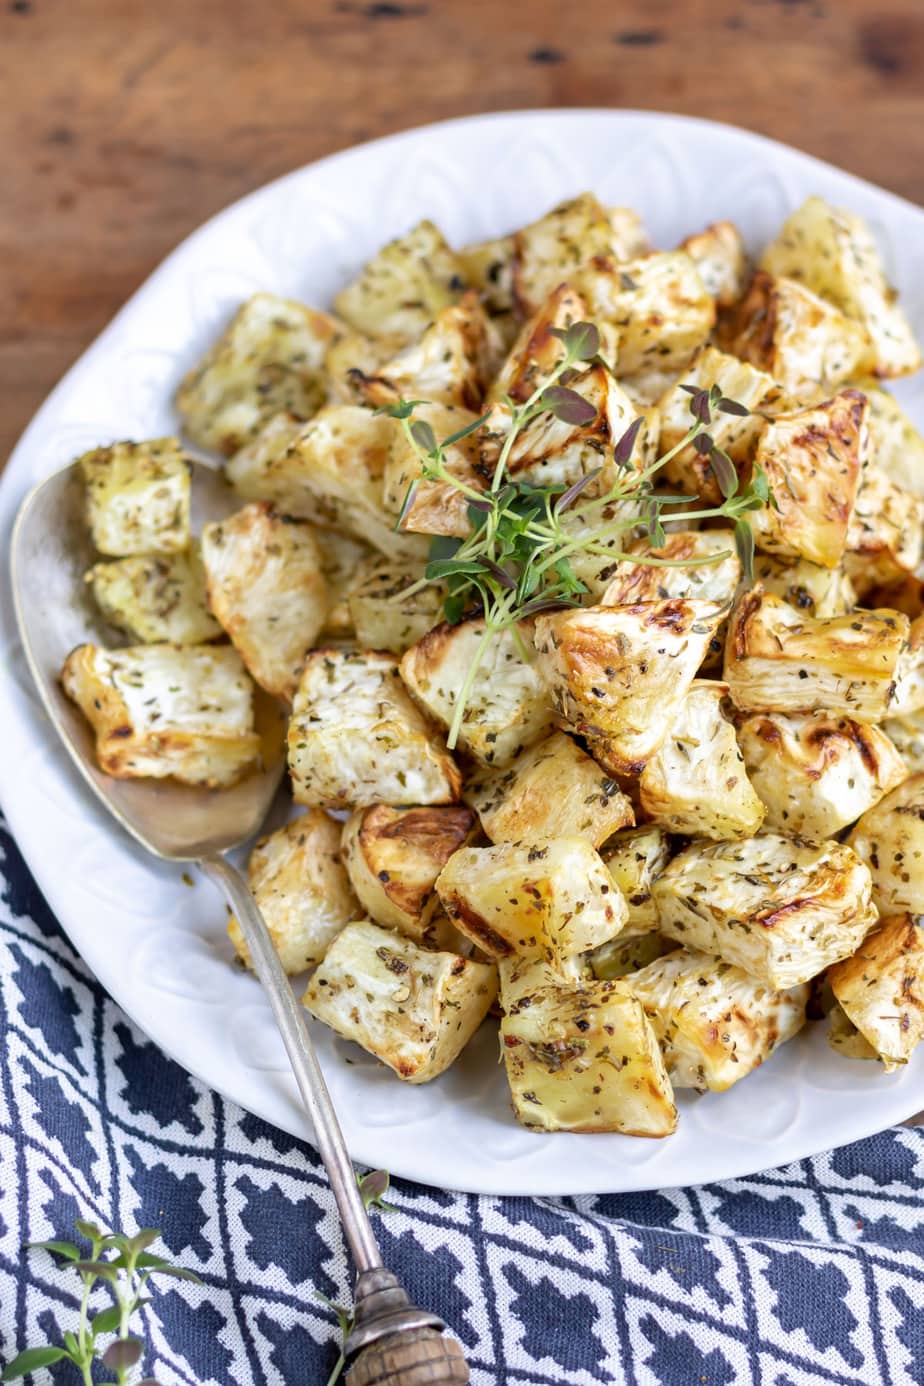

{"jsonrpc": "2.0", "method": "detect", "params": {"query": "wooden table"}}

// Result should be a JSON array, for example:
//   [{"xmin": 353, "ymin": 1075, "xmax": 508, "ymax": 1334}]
[{"xmin": 3, "ymin": 0, "xmax": 924, "ymax": 461}]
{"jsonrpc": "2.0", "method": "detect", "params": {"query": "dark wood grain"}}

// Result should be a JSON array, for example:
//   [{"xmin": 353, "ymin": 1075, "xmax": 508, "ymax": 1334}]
[{"xmin": 3, "ymin": 0, "xmax": 924, "ymax": 463}]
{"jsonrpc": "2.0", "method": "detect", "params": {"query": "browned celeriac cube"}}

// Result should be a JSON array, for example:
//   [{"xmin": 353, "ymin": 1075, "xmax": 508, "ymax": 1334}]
[
  {"xmin": 436, "ymin": 837, "xmax": 626, "ymax": 963},
  {"xmin": 463, "ymin": 730, "xmax": 635, "ymax": 847},
  {"xmin": 511, "ymin": 193, "xmax": 614, "ymax": 316},
  {"xmin": 200, "ymin": 502, "xmax": 328, "ymax": 700},
  {"xmin": 844, "ymin": 466, "xmax": 924, "ymax": 597},
  {"xmin": 848, "ymin": 774, "xmax": 924, "ymax": 916},
  {"xmin": 628, "ymin": 947, "xmax": 808, "ymax": 1091},
  {"xmin": 341, "ymin": 803, "xmax": 478, "ymax": 942},
  {"xmin": 743, "ymin": 390, "xmax": 868, "ymax": 570},
  {"xmin": 288, "ymin": 650, "xmax": 460, "ymax": 809},
  {"xmin": 303, "ymin": 920, "xmax": 497, "ymax": 1083},
  {"xmin": 577, "ymin": 251, "xmax": 715, "ymax": 374},
  {"xmin": 638, "ymin": 680, "xmax": 765, "ymax": 840},
  {"xmin": 828, "ymin": 914, "xmax": 924, "ymax": 1071},
  {"xmin": 533, "ymin": 599, "xmax": 725, "ymax": 773},
  {"xmin": 228, "ymin": 811, "xmax": 359, "ymax": 974},
  {"xmin": 501, "ymin": 980, "xmax": 677, "ymax": 1135},
  {"xmin": 736, "ymin": 709, "xmax": 907, "ymax": 839},
  {"xmin": 333, "ymin": 219, "xmax": 468, "ymax": 344},
  {"xmin": 677, "ymin": 221, "xmax": 748, "ymax": 307},
  {"xmin": 652, "ymin": 834, "xmax": 877, "ymax": 989},
  {"xmin": 724, "ymin": 587, "xmax": 910, "ymax": 722}
]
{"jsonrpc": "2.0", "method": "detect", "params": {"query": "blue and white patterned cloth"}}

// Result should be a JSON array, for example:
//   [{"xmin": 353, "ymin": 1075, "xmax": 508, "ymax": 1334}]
[{"xmin": 1, "ymin": 812, "xmax": 922, "ymax": 1386}]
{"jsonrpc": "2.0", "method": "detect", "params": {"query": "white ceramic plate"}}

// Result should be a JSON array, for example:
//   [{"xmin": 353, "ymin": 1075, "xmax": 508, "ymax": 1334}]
[{"xmin": 3, "ymin": 109, "xmax": 924, "ymax": 1196}]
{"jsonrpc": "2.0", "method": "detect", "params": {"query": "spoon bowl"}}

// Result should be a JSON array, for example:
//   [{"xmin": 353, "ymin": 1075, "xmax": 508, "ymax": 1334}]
[{"xmin": 10, "ymin": 459, "xmax": 288, "ymax": 859}]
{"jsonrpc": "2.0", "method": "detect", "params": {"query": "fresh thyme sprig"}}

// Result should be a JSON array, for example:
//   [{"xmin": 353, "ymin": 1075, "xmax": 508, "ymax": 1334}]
[
  {"xmin": 383, "ymin": 323, "xmax": 775, "ymax": 750},
  {"xmin": 2, "ymin": 1221, "xmax": 201, "ymax": 1385}
]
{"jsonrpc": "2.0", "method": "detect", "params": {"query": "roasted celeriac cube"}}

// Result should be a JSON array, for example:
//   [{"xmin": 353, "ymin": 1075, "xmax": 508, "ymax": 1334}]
[
  {"xmin": 227, "ymin": 403, "xmax": 426, "ymax": 561},
  {"xmin": 175, "ymin": 294, "xmax": 342, "ymax": 455},
  {"xmin": 638, "ymin": 680, "xmax": 765, "ymax": 840},
  {"xmin": 501, "ymin": 980, "xmax": 677, "ymax": 1135},
  {"xmin": 577, "ymin": 251, "xmax": 715, "ymax": 374},
  {"xmin": 228, "ymin": 810, "xmax": 359, "ymax": 974},
  {"xmin": 79, "ymin": 439, "xmax": 191, "ymax": 557},
  {"xmin": 333, "ymin": 219, "xmax": 467, "ymax": 343},
  {"xmin": 759, "ymin": 195, "xmax": 921, "ymax": 378},
  {"xmin": 436, "ymin": 837, "xmax": 626, "ymax": 962},
  {"xmin": 737, "ymin": 710, "xmax": 907, "ymax": 839},
  {"xmin": 496, "ymin": 952, "xmax": 592, "ymax": 1011},
  {"xmin": 628, "ymin": 947, "xmax": 808, "ymax": 1092},
  {"xmin": 599, "ymin": 825, "xmax": 673, "ymax": 939},
  {"xmin": 600, "ymin": 530, "xmax": 741, "ymax": 609},
  {"xmin": 479, "ymin": 364, "xmax": 652, "ymax": 494},
  {"xmin": 890, "ymin": 615, "xmax": 924, "ymax": 718},
  {"xmin": 743, "ymin": 390, "xmax": 868, "ymax": 569},
  {"xmin": 457, "ymin": 233, "xmax": 516, "ymax": 315},
  {"xmin": 288, "ymin": 650, "xmax": 460, "ymax": 809},
  {"xmin": 201, "ymin": 503, "xmax": 328, "ymax": 700},
  {"xmin": 882, "ymin": 709, "xmax": 924, "ymax": 773},
  {"xmin": 848, "ymin": 774, "xmax": 924, "ymax": 914},
  {"xmin": 828, "ymin": 914, "xmax": 924, "ymax": 1070},
  {"xmin": 533, "ymin": 599, "xmax": 725, "ymax": 773},
  {"xmin": 652, "ymin": 834, "xmax": 877, "ymax": 989},
  {"xmin": 85, "ymin": 547, "xmax": 221, "ymax": 645},
  {"xmin": 677, "ymin": 221, "xmax": 748, "ymax": 307},
  {"xmin": 752, "ymin": 553, "xmax": 857, "ymax": 618},
  {"xmin": 303, "ymin": 920, "xmax": 497, "ymax": 1083},
  {"xmin": 61, "ymin": 642, "xmax": 260, "ymax": 787},
  {"xmin": 862, "ymin": 381, "xmax": 924, "ymax": 498},
  {"xmin": 463, "ymin": 730, "xmax": 635, "ymax": 847},
  {"xmin": 489, "ymin": 283, "xmax": 614, "ymax": 405},
  {"xmin": 511, "ymin": 192, "xmax": 614, "ymax": 316},
  {"xmin": 315, "ymin": 526, "xmax": 374, "ymax": 638},
  {"xmin": 347, "ymin": 291, "xmax": 499, "ymax": 410},
  {"xmin": 656, "ymin": 347, "xmax": 773, "ymax": 501},
  {"xmin": 400, "ymin": 619, "xmax": 554, "ymax": 768},
  {"xmin": 346, "ymin": 555, "xmax": 444, "ymax": 653},
  {"xmin": 323, "ymin": 328, "xmax": 405, "ymax": 405},
  {"xmin": 719, "ymin": 271, "xmax": 870, "ymax": 393},
  {"xmin": 589, "ymin": 932, "xmax": 674, "ymax": 982},
  {"xmin": 618, "ymin": 366, "xmax": 684, "ymax": 409},
  {"xmin": 844, "ymin": 465, "xmax": 924, "ymax": 596},
  {"xmin": 724, "ymin": 588, "xmax": 910, "ymax": 721},
  {"xmin": 341, "ymin": 804, "xmax": 477, "ymax": 942},
  {"xmin": 382, "ymin": 401, "xmax": 484, "ymax": 539},
  {"xmin": 608, "ymin": 206, "xmax": 650, "ymax": 261}
]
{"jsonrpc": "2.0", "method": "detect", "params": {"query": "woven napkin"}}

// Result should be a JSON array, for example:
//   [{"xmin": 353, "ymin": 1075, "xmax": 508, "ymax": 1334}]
[{"xmin": 0, "ymin": 813, "xmax": 921, "ymax": 1385}]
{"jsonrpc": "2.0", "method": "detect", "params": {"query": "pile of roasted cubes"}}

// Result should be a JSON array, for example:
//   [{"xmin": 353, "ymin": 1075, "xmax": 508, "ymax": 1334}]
[{"xmin": 63, "ymin": 192, "xmax": 924, "ymax": 1137}]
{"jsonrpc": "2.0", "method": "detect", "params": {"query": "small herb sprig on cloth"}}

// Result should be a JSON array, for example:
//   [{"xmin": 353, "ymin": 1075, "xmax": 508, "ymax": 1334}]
[
  {"xmin": 384, "ymin": 322, "xmax": 775, "ymax": 749},
  {"xmin": 2, "ymin": 1222, "xmax": 200, "ymax": 1385}
]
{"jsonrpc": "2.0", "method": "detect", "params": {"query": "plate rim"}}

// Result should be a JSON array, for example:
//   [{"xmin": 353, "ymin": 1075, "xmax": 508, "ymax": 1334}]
[{"xmin": 3, "ymin": 106, "xmax": 924, "ymax": 1195}]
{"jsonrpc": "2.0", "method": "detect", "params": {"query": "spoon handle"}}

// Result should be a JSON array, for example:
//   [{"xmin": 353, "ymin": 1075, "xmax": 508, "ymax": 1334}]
[{"xmin": 200, "ymin": 854, "xmax": 381, "ymax": 1272}]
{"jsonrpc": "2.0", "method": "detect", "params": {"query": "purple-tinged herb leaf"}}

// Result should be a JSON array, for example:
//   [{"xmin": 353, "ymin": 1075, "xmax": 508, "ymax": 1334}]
[
  {"xmin": 734, "ymin": 520, "xmax": 755, "ymax": 579},
  {"xmin": 710, "ymin": 447, "xmax": 738, "ymax": 499},
  {"xmin": 481, "ymin": 560, "xmax": 517, "ymax": 591},
  {"xmin": 693, "ymin": 432, "xmax": 714, "ymax": 455},
  {"xmin": 614, "ymin": 416, "xmax": 644, "ymax": 467},
  {"xmin": 620, "ymin": 271, "xmax": 638, "ymax": 291},
  {"xmin": 709, "ymin": 382, "xmax": 723, "ymax": 403},
  {"xmin": 466, "ymin": 495, "xmax": 493, "ymax": 513},
  {"xmin": 716, "ymin": 396, "xmax": 750, "ymax": 417},
  {"xmin": 549, "ymin": 320, "xmax": 600, "ymax": 360},
  {"xmin": 74, "ymin": 1220, "xmax": 105, "ymax": 1243},
  {"xmin": 542, "ymin": 386, "xmax": 598, "ymax": 426},
  {"xmin": 555, "ymin": 469, "xmax": 602, "ymax": 513},
  {"xmin": 687, "ymin": 388, "xmax": 712, "ymax": 424},
  {"xmin": 410, "ymin": 419, "xmax": 437, "ymax": 453},
  {"xmin": 103, "ymin": 1339, "xmax": 143, "ymax": 1371},
  {"xmin": 395, "ymin": 481, "xmax": 419, "ymax": 530}
]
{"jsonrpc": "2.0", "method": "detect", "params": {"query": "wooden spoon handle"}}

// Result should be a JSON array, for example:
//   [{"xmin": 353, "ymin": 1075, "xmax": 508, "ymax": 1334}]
[{"xmin": 347, "ymin": 1327, "xmax": 469, "ymax": 1385}]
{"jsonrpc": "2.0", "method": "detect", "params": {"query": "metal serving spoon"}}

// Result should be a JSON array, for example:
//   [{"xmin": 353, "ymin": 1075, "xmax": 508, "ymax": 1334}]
[{"xmin": 11, "ymin": 458, "xmax": 469, "ymax": 1386}]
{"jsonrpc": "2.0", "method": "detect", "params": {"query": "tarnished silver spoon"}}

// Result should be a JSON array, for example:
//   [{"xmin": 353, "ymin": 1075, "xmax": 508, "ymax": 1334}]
[{"xmin": 11, "ymin": 457, "xmax": 469, "ymax": 1386}]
